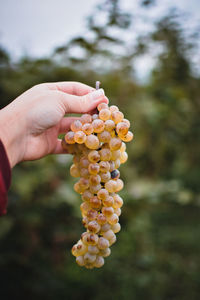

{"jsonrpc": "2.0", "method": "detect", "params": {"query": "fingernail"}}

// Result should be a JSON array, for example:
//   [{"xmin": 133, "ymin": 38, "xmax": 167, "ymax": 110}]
[{"xmin": 90, "ymin": 88, "xmax": 105, "ymax": 101}]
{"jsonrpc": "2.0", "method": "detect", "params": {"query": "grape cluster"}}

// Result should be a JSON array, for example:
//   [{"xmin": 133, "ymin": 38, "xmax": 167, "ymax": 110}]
[{"xmin": 62, "ymin": 102, "xmax": 133, "ymax": 269}]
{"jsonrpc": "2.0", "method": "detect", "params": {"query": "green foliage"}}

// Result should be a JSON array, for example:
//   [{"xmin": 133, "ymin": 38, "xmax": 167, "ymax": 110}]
[{"xmin": 0, "ymin": 1, "xmax": 200, "ymax": 299}]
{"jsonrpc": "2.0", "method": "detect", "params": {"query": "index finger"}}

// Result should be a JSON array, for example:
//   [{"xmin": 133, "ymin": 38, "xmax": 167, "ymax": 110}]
[{"xmin": 46, "ymin": 81, "xmax": 96, "ymax": 96}]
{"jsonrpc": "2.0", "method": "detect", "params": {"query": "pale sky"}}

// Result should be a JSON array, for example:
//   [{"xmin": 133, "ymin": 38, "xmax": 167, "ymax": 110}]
[{"xmin": 0, "ymin": 0, "xmax": 199, "ymax": 79}]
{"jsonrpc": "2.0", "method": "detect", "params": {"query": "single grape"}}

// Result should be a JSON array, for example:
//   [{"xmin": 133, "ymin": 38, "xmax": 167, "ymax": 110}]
[
  {"xmin": 97, "ymin": 131, "xmax": 111, "ymax": 143},
  {"xmin": 85, "ymin": 134, "xmax": 100, "ymax": 149},
  {"xmin": 82, "ymin": 123, "xmax": 93, "ymax": 135},
  {"xmin": 111, "ymin": 150, "xmax": 121, "ymax": 160},
  {"xmin": 116, "ymin": 121, "xmax": 129, "ymax": 135},
  {"xmin": 120, "ymin": 142, "xmax": 126, "ymax": 152},
  {"xmin": 89, "ymin": 196, "xmax": 102, "ymax": 210},
  {"xmin": 99, "ymin": 247, "xmax": 111, "ymax": 258},
  {"xmin": 76, "ymin": 256, "xmax": 85, "ymax": 266},
  {"xmin": 92, "ymin": 114, "xmax": 99, "ymax": 120},
  {"xmin": 111, "ymin": 111, "xmax": 124, "ymax": 124},
  {"xmin": 99, "ymin": 148, "xmax": 111, "ymax": 161},
  {"xmin": 88, "ymin": 245, "xmax": 99, "ymax": 255},
  {"xmin": 120, "ymin": 151, "xmax": 128, "ymax": 163},
  {"xmin": 81, "ymin": 232, "xmax": 98, "ymax": 245},
  {"xmin": 88, "ymin": 150, "xmax": 100, "ymax": 163},
  {"xmin": 115, "ymin": 179, "xmax": 124, "ymax": 192},
  {"xmin": 81, "ymin": 190, "xmax": 93, "ymax": 202},
  {"xmin": 98, "ymin": 237, "xmax": 109, "ymax": 250},
  {"xmin": 87, "ymin": 209, "xmax": 98, "ymax": 221},
  {"xmin": 100, "ymin": 171, "xmax": 111, "ymax": 183},
  {"xmin": 94, "ymin": 256, "xmax": 104, "ymax": 268},
  {"xmin": 74, "ymin": 131, "xmax": 86, "ymax": 144},
  {"xmin": 111, "ymin": 223, "xmax": 121, "ymax": 233},
  {"xmin": 99, "ymin": 108, "xmax": 111, "ymax": 121},
  {"xmin": 97, "ymin": 103, "xmax": 108, "ymax": 111},
  {"xmin": 80, "ymin": 114, "xmax": 92, "ymax": 124},
  {"xmin": 97, "ymin": 213, "xmax": 107, "ymax": 225},
  {"xmin": 89, "ymin": 184, "xmax": 102, "ymax": 194},
  {"xmin": 70, "ymin": 164, "xmax": 80, "ymax": 177},
  {"xmin": 97, "ymin": 188, "xmax": 109, "ymax": 200},
  {"xmin": 71, "ymin": 120, "xmax": 82, "ymax": 132},
  {"xmin": 88, "ymin": 163, "xmax": 100, "ymax": 175},
  {"xmin": 109, "ymin": 137, "xmax": 122, "ymax": 151},
  {"xmin": 105, "ymin": 180, "xmax": 117, "ymax": 193},
  {"xmin": 65, "ymin": 131, "xmax": 75, "ymax": 144},
  {"xmin": 80, "ymin": 156, "xmax": 90, "ymax": 168},
  {"xmin": 102, "ymin": 229, "xmax": 115, "ymax": 241},
  {"xmin": 107, "ymin": 213, "xmax": 119, "ymax": 225},
  {"xmin": 104, "ymin": 119, "xmax": 115, "ymax": 131},
  {"xmin": 102, "ymin": 206, "xmax": 114, "ymax": 217},
  {"xmin": 122, "ymin": 118, "xmax": 130, "ymax": 127},
  {"xmin": 87, "ymin": 220, "xmax": 101, "ymax": 233},
  {"xmin": 99, "ymin": 161, "xmax": 110, "ymax": 172},
  {"xmin": 114, "ymin": 158, "xmax": 121, "ymax": 169},
  {"xmin": 80, "ymin": 202, "xmax": 91, "ymax": 214},
  {"xmin": 109, "ymin": 105, "xmax": 119, "ymax": 112},
  {"xmin": 102, "ymin": 196, "xmax": 114, "ymax": 207},
  {"xmin": 111, "ymin": 169, "xmax": 120, "ymax": 179},
  {"xmin": 84, "ymin": 252, "xmax": 96, "ymax": 264},
  {"xmin": 80, "ymin": 168, "xmax": 90, "ymax": 178},
  {"xmin": 92, "ymin": 119, "xmax": 105, "ymax": 133},
  {"xmin": 113, "ymin": 194, "xmax": 123, "ymax": 208},
  {"xmin": 119, "ymin": 131, "xmax": 133, "ymax": 142},
  {"xmin": 100, "ymin": 223, "xmax": 111, "ymax": 232}
]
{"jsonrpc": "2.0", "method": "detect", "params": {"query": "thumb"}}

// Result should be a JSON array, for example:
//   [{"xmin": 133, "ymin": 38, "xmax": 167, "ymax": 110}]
[{"xmin": 59, "ymin": 88, "xmax": 109, "ymax": 114}]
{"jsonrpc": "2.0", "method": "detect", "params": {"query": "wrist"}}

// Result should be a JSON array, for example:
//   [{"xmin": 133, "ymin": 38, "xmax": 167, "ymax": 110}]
[{"xmin": 0, "ymin": 104, "xmax": 26, "ymax": 167}]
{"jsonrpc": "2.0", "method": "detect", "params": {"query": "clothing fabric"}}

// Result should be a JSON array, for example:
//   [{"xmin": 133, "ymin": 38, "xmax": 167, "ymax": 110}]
[{"xmin": 0, "ymin": 140, "xmax": 11, "ymax": 216}]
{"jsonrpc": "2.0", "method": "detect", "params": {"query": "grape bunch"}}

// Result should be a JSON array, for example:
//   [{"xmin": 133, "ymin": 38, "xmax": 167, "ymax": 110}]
[{"xmin": 62, "ymin": 95, "xmax": 133, "ymax": 269}]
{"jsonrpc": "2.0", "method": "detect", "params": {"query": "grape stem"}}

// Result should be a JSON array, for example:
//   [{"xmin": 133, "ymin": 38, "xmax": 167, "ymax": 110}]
[{"xmin": 96, "ymin": 81, "xmax": 101, "ymax": 90}]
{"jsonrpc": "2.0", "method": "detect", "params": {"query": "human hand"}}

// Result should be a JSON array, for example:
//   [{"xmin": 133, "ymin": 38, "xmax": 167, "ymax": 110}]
[{"xmin": 0, "ymin": 82, "xmax": 108, "ymax": 167}]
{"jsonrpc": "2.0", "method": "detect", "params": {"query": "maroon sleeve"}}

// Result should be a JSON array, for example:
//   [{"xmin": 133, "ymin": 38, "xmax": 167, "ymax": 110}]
[{"xmin": 0, "ymin": 140, "xmax": 11, "ymax": 216}]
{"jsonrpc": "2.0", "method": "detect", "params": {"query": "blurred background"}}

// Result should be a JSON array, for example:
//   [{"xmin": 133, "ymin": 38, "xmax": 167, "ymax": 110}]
[{"xmin": 0, "ymin": 0, "xmax": 200, "ymax": 299}]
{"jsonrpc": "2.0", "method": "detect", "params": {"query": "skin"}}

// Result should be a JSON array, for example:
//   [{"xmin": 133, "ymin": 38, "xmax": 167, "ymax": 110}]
[{"xmin": 0, "ymin": 82, "xmax": 109, "ymax": 167}]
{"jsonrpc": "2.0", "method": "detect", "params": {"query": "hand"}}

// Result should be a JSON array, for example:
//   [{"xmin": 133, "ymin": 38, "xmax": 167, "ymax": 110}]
[{"xmin": 0, "ymin": 82, "xmax": 108, "ymax": 167}]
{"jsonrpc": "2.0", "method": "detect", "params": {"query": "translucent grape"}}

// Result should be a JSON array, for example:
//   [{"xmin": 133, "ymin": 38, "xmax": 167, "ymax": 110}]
[
  {"xmin": 99, "ymin": 161, "xmax": 110, "ymax": 172},
  {"xmin": 88, "ymin": 150, "xmax": 100, "ymax": 163},
  {"xmin": 120, "ymin": 151, "xmax": 128, "ymax": 163},
  {"xmin": 71, "ymin": 120, "xmax": 82, "ymax": 132},
  {"xmin": 105, "ymin": 180, "xmax": 117, "ymax": 193},
  {"xmin": 82, "ymin": 123, "xmax": 93, "ymax": 135},
  {"xmin": 89, "ymin": 196, "xmax": 102, "ymax": 210},
  {"xmin": 65, "ymin": 131, "xmax": 75, "ymax": 144},
  {"xmin": 99, "ymin": 148, "xmax": 111, "ymax": 161},
  {"xmin": 85, "ymin": 134, "xmax": 100, "ymax": 149},
  {"xmin": 109, "ymin": 105, "xmax": 119, "ymax": 112},
  {"xmin": 94, "ymin": 256, "xmax": 104, "ymax": 268},
  {"xmin": 97, "ymin": 103, "xmax": 108, "ymax": 111},
  {"xmin": 97, "ymin": 188, "xmax": 109, "ymax": 200},
  {"xmin": 97, "ymin": 131, "xmax": 111, "ymax": 143},
  {"xmin": 116, "ymin": 121, "xmax": 129, "ymax": 135},
  {"xmin": 92, "ymin": 119, "xmax": 105, "ymax": 133},
  {"xmin": 111, "ymin": 223, "xmax": 121, "ymax": 233},
  {"xmin": 87, "ymin": 220, "xmax": 101, "ymax": 233},
  {"xmin": 109, "ymin": 137, "xmax": 122, "ymax": 151},
  {"xmin": 99, "ymin": 108, "xmax": 111, "ymax": 121},
  {"xmin": 104, "ymin": 119, "xmax": 115, "ymax": 131},
  {"xmin": 88, "ymin": 163, "xmax": 100, "ymax": 175},
  {"xmin": 100, "ymin": 171, "xmax": 111, "ymax": 183},
  {"xmin": 80, "ymin": 114, "xmax": 92, "ymax": 124},
  {"xmin": 84, "ymin": 252, "xmax": 96, "ymax": 264},
  {"xmin": 120, "ymin": 131, "xmax": 134, "ymax": 142},
  {"xmin": 98, "ymin": 237, "xmax": 109, "ymax": 249},
  {"xmin": 70, "ymin": 164, "xmax": 80, "ymax": 177},
  {"xmin": 74, "ymin": 131, "xmax": 86, "ymax": 144},
  {"xmin": 111, "ymin": 111, "xmax": 124, "ymax": 124}
]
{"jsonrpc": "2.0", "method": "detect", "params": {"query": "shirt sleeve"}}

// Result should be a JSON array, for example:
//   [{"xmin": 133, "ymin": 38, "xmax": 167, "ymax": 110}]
[{"xmin": 0, "ymin": 140, "xmax": 11, "ymax": 216}]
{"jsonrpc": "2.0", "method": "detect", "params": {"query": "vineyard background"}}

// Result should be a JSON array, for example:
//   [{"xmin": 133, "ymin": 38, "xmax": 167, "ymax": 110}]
[{"xmin": 0, "ymin": 0, "xmax": 200, "ymax": 299}]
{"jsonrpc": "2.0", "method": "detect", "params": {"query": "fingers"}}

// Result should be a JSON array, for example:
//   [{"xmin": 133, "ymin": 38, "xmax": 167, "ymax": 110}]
[
  {"xmin": 59, "ymin": 89, "xmax": 109, "ymax": 114},
  {"xmin": 58, "ymin": 117, "xmax": 80, "ymax": 134},
  {"xmin": 52, "ymin": 139, "xmax": 68, "ymax": 155},
  {"xmin": 46, "ymin": 81, "xmax": 96, "ymax": 96}
]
